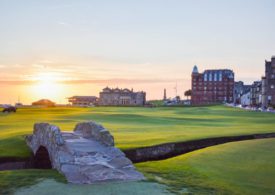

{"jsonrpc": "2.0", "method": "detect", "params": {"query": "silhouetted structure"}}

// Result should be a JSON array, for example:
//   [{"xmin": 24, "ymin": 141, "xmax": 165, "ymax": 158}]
[
  {"xmin": 32, "ymin": 99, "xmax": 55, "ymax": 107},
  {"xmin": 163, "ymin": 89, "xmax": 167, "ymax": 100}
]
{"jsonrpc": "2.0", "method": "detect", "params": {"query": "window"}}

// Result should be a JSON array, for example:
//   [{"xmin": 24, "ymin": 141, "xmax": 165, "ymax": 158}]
[
  {"xmin": 204, "ymin": 74, "xmax": 208, "ymax": 81},
  {"xmin": 219, "ymin": 72, "xmax": 222, "ymax": 81},
  {"xmin": 214, "ymin": 73, "xmax": 217, "ymax": 81},
  {"xmin": 209, "ymin": 73, "xmax": 212, "ymax": 81}
]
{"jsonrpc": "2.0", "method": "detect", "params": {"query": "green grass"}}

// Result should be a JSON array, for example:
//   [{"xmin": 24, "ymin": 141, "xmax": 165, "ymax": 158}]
[
  {"xmin": 0, "ymin": 169, "xmax": 66, "ymax": 194},
  {"xmin": 1, "ymin": 106, "xmax": 275, "ymax": 194},
  {"xmin": 1, "ymin": 105, "xmax": 275, "ymax": 158},
  {"xmin": 137, "ymin": 138, "xmax": 275, "ymax": 194}
]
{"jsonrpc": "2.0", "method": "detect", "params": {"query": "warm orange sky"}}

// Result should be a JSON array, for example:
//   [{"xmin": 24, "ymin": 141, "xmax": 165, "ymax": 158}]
[
  {"xmin": 0, "ymin": 55, "xmax": 269, "ymax": 104},
  {"xmin": 1, "ymin": 1, "xmax": 275, "ymax": 104}
]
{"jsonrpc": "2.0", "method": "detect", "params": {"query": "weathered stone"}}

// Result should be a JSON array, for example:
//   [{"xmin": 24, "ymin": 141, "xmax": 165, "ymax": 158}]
[
  {"xmin": 74, "ymin": 121, "xmax": 114, "ymax": 146},
  {"xmin": 26, "ymin": 121, "xmax": 144, "ymax": 184}
]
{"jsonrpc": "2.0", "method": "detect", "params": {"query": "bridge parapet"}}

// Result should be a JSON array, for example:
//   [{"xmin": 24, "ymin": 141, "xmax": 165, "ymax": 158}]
[{"xmin": 74, "ymin": 121, "xmax": 114, "ymax": 146}]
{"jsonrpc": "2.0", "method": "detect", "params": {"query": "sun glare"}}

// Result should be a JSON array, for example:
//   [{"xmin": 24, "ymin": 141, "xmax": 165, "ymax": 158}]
[{"xmin": 31, "ymin": 72, "xmax": 64, "ymax": 101}]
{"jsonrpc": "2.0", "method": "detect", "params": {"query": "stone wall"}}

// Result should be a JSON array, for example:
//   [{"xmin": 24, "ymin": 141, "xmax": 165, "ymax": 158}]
[
  {"xmin": 124, "ymin": 132, "xmax": 275, "ymax": 163},
  {"xmin": 74, "ymin": 122, "xmax": 114, "ymax": 146}
]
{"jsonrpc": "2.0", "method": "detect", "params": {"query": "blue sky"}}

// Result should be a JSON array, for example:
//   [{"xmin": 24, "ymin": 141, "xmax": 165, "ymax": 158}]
[{"xmin": 0, "ymin": 0, "xmax": 275, "ymax": 103}]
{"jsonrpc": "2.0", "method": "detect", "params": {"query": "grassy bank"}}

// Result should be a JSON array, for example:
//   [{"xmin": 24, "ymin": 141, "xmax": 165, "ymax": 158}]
[{"xmin": 137, "ymin": 138, "xmax": 275, "ymax": 194}]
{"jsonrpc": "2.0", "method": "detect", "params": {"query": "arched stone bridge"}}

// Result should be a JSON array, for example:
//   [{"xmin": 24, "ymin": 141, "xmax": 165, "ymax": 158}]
[{"xmin": 25, "ymin": 122, "xmax": 144, "ymax": 184}]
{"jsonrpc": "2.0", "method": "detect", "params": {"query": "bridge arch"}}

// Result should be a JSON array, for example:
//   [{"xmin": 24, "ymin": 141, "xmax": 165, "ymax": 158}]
[{"xmin": 34, "ymin": 146, "xmax": 52, "ymax": 169}]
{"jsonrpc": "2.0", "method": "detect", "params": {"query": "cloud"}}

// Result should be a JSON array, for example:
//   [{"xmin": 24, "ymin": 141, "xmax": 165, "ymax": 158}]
[
  {"xmin": 0, "ymin": 78, "xmax": 186, "ymax": 86},
  {"xmin": 59, "ymin": 78, "xmax": 186, "ymax": 85},
  {"xmin": 0, "ymin": 80, "xmax": 38, "ymax": 85},
  {"xmin": 58, "ymin": 21, "xmax": 71, "ymax": 27},
  {"xmin": 13, "ymin": 64, "xmax": 24, "ymax": 68},
  {"xmin": 38, "ymin": 60, "xmax": 53, "ymax": 64},
  {"xmin": 0, "ymin": 65, "xmax": 6, "ymax": 68},
  {"xmin": 32, "ymin": 64, "xmax": 46, "ymax": 68}
]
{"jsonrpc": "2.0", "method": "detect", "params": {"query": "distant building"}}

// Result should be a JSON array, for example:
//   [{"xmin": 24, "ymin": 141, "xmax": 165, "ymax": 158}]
[
  {"xmin": 191, "ymin": 65, "xmax": 235, "ymax": 105},
  {"xmin": 99, "ymin": 87, "xmax": 146, "ymax": 106},
  {"xmin": 262, "ymin": 56, "xmax": 275, "ymax": 108},
  {"xmin": 234, "ymin": 81, "xmax": 251, "ymax": 104},
  {"xmin": 250, "ymin": 81, "xmax": 262, "ymax": 106},
  {"xmin": 241, "ymin": 91, "xmax": 251, "ymax": 106},
  {"xmin": 68, "ymin": 96, "xmax": 98, "ymax": 106},
  {"xmin": 32, "ymin": 99, "xmax": 55, "ymax": 107}
]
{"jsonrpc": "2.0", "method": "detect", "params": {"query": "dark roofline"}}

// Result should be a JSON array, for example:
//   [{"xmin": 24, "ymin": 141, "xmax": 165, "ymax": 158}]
[
  {"xmin": 203, "ymin": 69, "xmax": 234, "ymax": 73},
  {"xmin": 101, "ymin": 87, "xmax": 144, "ymax": 93}
]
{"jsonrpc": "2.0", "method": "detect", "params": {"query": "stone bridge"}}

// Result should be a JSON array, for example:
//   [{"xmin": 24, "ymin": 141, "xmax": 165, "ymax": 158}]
[{"xmin": 25, "ymin": 122, "xmax": 144, "ymax": 184}]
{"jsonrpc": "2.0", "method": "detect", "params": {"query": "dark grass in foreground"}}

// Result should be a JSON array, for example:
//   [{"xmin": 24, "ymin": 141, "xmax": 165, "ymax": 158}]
[
  {"xmin": 0, "ymin": 169, "xmax": 66, "ymax": 194},
  {"xmin": 136, "ymin": 138, "xmax": 275, "ymax": 195}
]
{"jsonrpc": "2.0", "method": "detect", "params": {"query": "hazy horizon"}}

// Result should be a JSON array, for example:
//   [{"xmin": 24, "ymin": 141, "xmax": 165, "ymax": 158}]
[{"xmin": 1, "ymin": 0, "xmax": 275, "ymax": 104}]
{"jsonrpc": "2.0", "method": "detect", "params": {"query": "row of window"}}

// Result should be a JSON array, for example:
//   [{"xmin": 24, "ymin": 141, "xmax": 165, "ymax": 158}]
[
  {"xmin": 193, "ymin": 86, "xmax": 233, "ymax": 90},
  {"xmin": 203, "ymin": 72, "xmax": 223, "ymax": 82},
  {"xmin": 193, "ymin": 83, "xmax": 233, "ymax": 87},
  {"xmin": 193, "ymin": 96, "xmax": 233, "ymax": 101}
]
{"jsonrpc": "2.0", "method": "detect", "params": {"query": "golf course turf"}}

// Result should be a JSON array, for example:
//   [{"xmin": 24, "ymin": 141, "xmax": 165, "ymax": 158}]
[
  {"xmin": 0, "ymin": 105, "xmax": 275, "ymax": 194},
  {"xmin": 136, "ymin": 138, "xmax": 275, "ymax": 194}
]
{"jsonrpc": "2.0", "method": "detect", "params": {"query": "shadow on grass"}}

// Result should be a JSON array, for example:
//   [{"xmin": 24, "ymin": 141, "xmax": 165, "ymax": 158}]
[{"xmin": 0, "ymin": 169, "xmax": 66, "ymax": 195}]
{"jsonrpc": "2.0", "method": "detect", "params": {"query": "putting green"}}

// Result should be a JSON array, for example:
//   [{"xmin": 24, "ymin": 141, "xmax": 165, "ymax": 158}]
[{"xmin": 15, "ymin": 179, "xmax": 171, "ymax": 195}]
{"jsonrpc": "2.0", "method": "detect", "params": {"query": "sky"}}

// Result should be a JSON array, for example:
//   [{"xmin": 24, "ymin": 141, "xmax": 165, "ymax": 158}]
[{"xmin": 0, "ymin": 0, "xmax": 275, "ymax": 104}]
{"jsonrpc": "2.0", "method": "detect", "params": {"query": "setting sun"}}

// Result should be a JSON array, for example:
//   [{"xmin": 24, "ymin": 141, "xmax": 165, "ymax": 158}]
[{"xmin": 30, "ymin": 72, "xmax": 65, "ymax": 101}]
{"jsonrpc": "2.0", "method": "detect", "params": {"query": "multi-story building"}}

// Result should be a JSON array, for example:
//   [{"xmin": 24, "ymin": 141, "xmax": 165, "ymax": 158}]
[
  {"xmin": 234, "ymin": 81, "xmax": 251, "ymax": 104},
  {"xmin": 99, "ymin": 87, "xmax": 146, "ymax": 106},
  {"xmin": 191, "ymin": 65, "xmax": 234, "ymax": 105},
  {"xmin": 68, "ymin": 96, "xmax": 98, "ymax": 106},
  {"xmin": 250, "ymin": 81, "xmax": 262, "ymax": 106},
  {"xmin": 262, "ymin": 56, "xmax": 275, "ymax": 108}
]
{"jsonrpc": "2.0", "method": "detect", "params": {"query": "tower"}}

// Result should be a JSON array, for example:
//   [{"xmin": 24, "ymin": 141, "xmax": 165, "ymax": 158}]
[
  {"xmin": 192, "ymin": 65, "xmax": 199, "ymax": 75},
  {"xmin": 262, "ymin": 56, "xmax": 275, "ymax": 108},
  {"xmin": 163, "ymin": 88, "xmax": 167, "ymax": 100}
]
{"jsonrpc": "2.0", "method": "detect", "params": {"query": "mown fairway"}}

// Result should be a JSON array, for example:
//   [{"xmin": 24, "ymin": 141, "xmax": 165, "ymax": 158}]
[
  {"xmin": 1, "ymin": 105, "xmax": 275, "ymax": 158},
  {"xmin": 1, "ymin": 106, "xmax": 275, "ymax": 194},
  {"xmin": 137, "ymin": 138, "xmax": 275, "ymax": 195}
]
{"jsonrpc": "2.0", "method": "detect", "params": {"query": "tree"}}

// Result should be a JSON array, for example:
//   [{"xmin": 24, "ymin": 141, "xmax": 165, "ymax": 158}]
[{"xmin": 184, "ymin": 89, "xmax": 192, "ymax": 100}]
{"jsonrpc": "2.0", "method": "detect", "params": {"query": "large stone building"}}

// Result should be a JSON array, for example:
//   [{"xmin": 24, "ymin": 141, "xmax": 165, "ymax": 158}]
[
  {"xmin": 262, "ymin": 56, "xmax": 275, "ymax": 108},
  {"xmin": 99, "ymin": 87, "xmax": 146, "ymax": 106},
  {"xmin": 191, "ymin": 65, "xmax": 234, "ymax": 105}
]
